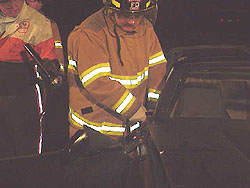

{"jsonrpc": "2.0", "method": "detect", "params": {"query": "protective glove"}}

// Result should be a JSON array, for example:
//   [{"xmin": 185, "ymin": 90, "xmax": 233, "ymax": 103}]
[
  {"xmin": 38, "ymin": 58, "xmax": 62, "ymax": 88},
  {"xmin": 41, "ymin": 58, "xmax": 60, "ymax": 77}
]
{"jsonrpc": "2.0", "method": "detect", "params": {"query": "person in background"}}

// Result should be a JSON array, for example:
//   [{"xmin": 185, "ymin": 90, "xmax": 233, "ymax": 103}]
[
  {"xmin": 26, "ymin": 0, "xmax": 65, "ymax": 74},
  {"xmin": 0, "ymin": 0, "xmax": 60, "ymax": 158},
  {"xmin": 26, "ymin": 0, "xmax": 69, "ymax": 152},
  {"xmin": 67, "ymin": 0, "xmax": 167, "ymax": 187}
]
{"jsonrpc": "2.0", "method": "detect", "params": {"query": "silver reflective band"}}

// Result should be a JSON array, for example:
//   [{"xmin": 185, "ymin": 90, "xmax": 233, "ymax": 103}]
[
  {"xmin": 130, "ymin": 122, "xmax": 140, "ymax": 132},
  {"xmin": 35, "ymin": 83, "xmax": 43, "ymax": 116},
  {"xmin": 148, "ymin": 92, "xmax": 160, "ymax": 99},
  {"xmin": 81, "ymin": 67, "xmax": 111, "ymax": 85},
  {"xmin": 109, "ymin": 70, "xmax": 148, "ymax": 86},
  {"xmin": 35, "ymin": 83, "xmax": 43, "ymax": 154},
  {"xmin": 70, "ymin": 109, "xmax": 141, "ymax": 133},
  {"xmin": 149, "ymin": 54, "xmax": 165, "ymax": 65},
  {"xmin": 34, "ymin": 65, "xmax": 40, "ymax": 78},
  {"xmin": 70, "ymin": 111, "xmax": 125, "ymax": 132},
  {"xmin": 54, "ymin": 41, "xmax": 63, "ymax": 48},
  {"xmin": 116, "ymin": 93, "xmax": 133, "ymax": 113},
  {"xmin": 166, "ymin": 67, "xmax": 174, "ymax": 82},
  {"xmin": 60, "ymin": 64, "xmax": 64, "ymax": 70},
  {"xmin": 70, "ymin": 110, "xmax": 141, "ymax": 133},
  {"xmin": 69, "ymin": 59, "xmax": 77, "ymax": 67}
]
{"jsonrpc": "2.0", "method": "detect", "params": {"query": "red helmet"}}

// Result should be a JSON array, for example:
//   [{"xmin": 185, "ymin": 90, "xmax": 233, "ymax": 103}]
[{"xmin": 103, "ymin": 0, "xmax": 158, "ymax": 14}]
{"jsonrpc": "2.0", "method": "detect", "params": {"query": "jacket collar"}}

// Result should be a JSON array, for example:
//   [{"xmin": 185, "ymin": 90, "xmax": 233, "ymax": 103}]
[{"xmin": 0, "ymin": 12, "xmax": 17, "ymax": 36}]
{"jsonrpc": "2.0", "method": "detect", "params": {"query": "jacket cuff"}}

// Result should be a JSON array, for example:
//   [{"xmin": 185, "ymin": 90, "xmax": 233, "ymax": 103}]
[{"xmin": 123, "ymin": 99, "xmax": 142, "ymax": 120}]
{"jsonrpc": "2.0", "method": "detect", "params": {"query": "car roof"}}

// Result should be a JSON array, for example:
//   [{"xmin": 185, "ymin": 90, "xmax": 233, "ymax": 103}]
[{"xmin": 166, "ymin": 45, "xmax": 250, "ymax": 67}]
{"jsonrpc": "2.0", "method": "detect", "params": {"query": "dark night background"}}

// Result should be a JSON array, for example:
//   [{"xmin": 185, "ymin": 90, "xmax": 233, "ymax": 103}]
[
  {"xmin": 1, "ymin": 1, "xmax": 250, "ymax": 187},
  {"xmin": 42, "ymin": 0, "xmax": 250, "ymax": 52},
  {"xmin": 42, "ymin": 0, "xmax": 170, "ymax": 52},
  {"xmin": 40, "ymin": 0, "xmax": 250, "ymax": 150}
]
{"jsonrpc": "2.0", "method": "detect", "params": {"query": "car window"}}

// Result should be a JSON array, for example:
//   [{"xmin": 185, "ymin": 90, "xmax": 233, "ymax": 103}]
[{"xmin": 170, "ymin": 78, "xmax": 250, "ymax": 120}]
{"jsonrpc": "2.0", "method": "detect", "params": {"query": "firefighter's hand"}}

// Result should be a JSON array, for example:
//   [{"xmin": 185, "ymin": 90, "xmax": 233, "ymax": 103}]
[
  {"xmin": 129, "ymin": 106, "xmax": 147, "ymax": 122},
  {"xmin": 41, "ymin": 58, "xmax": 60, "ymax": 76}
]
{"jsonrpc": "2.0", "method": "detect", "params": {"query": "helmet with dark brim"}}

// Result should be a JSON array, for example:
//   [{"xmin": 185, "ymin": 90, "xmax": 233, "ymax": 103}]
[
  {"xmin": 103, "ymin": 0, "xmax": 157, "ymax": 14},
  {"xmin": 103, "ymin": 0, "xmax": 159, "ymax": 25}
]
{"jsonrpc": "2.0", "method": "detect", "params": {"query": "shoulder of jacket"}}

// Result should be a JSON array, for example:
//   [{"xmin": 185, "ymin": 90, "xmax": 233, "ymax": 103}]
[
  {"xmin": 69, "ymin": 9, "xmax": 107, "ymax": 43},
  {"xmin": 28, "ymin": 7, "xmax": 51, "ymax": 28},
  {"xmin": 142, "ymin": 18, "xmax": 154, "ymax": 31},
  {"xmin": 78, "ymin": 8, "xmax": 106, "ymax": 33},
  {"xmin": 18, "ymin": 5, "xmax": 52, "ymax": 33},
  {"xmin": 19, "ymin": 6, "xmax": 53, "ymax": 44}
]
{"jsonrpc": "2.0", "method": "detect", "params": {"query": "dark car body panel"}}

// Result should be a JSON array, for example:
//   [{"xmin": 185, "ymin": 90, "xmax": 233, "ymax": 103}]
[
  {"xmin": 155, "ymin": 118, "xmax": 250, "ymax": 188},
  {"xmin": 0, "ymin": 127, "xmax": 131, "ymax": 188},
  {"xmin": 153, "ymin": 45, "xmax": 250, "ymax": 188}
]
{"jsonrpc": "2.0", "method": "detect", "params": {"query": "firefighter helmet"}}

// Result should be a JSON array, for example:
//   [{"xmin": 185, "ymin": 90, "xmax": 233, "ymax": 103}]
[
  {"xmin": 103, "ymin": 0, "xmax": 157, "ymax": 13},
  {"xmin": 103, "ymin": 0, "xmax": 158, "ymax": 24}
]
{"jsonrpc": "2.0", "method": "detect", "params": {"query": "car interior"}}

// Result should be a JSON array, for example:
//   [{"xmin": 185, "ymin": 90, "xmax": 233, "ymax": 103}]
[{"xmin": 169, "ymin": 77, "xmax": 250, "ymax": 120}]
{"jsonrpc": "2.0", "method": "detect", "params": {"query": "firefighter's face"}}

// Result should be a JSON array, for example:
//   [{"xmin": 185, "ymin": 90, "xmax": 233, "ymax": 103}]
[
  {"xmin": 114, "ymin": 12, "xmax": 143, "ymax": 32},
  {"xmin": 0, "ymin": 0, "xmax": 24, "ymax": 17}
]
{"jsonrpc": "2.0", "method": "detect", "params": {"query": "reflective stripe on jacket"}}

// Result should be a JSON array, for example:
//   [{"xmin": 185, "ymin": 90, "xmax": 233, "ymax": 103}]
[
  {"xmin": 67, "ymin": 8, "xmax": 167, "ymax": 136},
  {"xmin": 51, "ymin": 21, "xmax": 65, "ymax": 75}
]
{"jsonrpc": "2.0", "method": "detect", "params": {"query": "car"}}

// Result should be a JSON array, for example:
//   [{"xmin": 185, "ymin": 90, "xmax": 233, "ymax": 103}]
[
  {"xmin": 0, "ymin": 128, "xmax": 134, "ymax": 188},
  {"xmin": 153, "ymin": 44, "xmax": 250, "ymax": 188}
]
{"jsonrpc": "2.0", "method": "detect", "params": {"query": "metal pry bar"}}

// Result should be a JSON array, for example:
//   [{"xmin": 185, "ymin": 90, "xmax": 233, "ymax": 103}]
[{"xmin": 24, "ymin": 43, "xmax": 53, "ymax": 84}]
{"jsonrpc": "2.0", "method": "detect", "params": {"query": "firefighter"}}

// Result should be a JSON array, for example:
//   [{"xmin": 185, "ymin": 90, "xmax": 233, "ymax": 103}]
[
  {"xmin": 0, "ymin": 0, "xmax": 60, "ymax": 158},
  {"xmin": 68, "ymin": 0, "xmax": 166, "ymax": 140},
  {"xmin": 67, "ymin": 0, "xmax": 167, "ymax": 186}
]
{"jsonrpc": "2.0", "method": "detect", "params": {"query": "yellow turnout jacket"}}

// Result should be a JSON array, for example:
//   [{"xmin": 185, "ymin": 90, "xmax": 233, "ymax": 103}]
[{"xmin": 67, "ymin": 8, "xmax": 167, "ymax": 137}]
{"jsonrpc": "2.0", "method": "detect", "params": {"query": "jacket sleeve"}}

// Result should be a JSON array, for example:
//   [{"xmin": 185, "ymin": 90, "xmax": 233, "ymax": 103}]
[
  {"xmin": 146, "ymin": 29, "xmax": 167, "ymax": 111},
  {"xmin": 32, "ymin": 19, "xmax": 60, "ymax": 79},
  {"xmin": 35, "ymin": 38, "xmax": 57, "ymax": 61},
  {"xmin": 68, "ymin": 28, "xmax": 141, "ymax": 119},
  {"xmin": 51, "ymin": 21, "xmax": 65, "ymax": 75}
]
